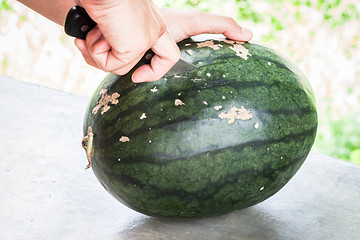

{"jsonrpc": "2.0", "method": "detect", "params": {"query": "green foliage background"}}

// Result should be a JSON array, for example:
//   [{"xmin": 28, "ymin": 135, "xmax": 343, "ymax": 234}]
[
  {"xmin": 159, "ymin": 0, "xmax": 359, "ymax": 39},
  {"xmin": 0, "ymin": 0, "xmax": 11, "ymax": 12}
]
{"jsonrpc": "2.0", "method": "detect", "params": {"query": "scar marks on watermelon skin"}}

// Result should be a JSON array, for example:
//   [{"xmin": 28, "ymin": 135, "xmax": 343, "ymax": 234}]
[
  {"xmin": 218, "ymin": 106, "xmax": 253, "ymax": 124},
  {"xmin": 175, "ymin": 99, "xmax": 185, "ymax": 106},
  {"xmin": 214, "ymin": 105, "xmax": 223, "ymax": 111},
  {"xmin": 186, "ymin": 49, "xmax": 193, "ymax": 55},
  {"xmin": 92, "ymin": 89, "xmax": 120, "ymax": 115},
  {"xmin": 197, "ymin": 40, "xmax": 223, "ymax": 50},
  {"xmin": 140, "ymin": 113, "xmax": 147, "ymax": 120},
  {"xmin": 151, "ymin": 86, "xmax": 158, "ymax": 93},
  {"xmin": 119, "ymin": 136, "xmax": 130, "ymax": 142},
  {"xmin": 196, "ymin": 39, "xmax": 251, "ymax": 60},
  {"xmin": 223, "ymin": 39, "xmax": 252, "ymax": 60}
]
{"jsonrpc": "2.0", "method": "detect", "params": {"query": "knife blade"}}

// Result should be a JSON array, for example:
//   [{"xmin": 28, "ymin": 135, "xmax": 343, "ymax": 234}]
[{"xmin": 64, "ymin": 6, "xmax": 196, "ymax": 77}]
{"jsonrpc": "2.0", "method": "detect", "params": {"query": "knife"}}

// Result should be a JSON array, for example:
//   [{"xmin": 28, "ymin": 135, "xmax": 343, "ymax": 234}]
[{"xmin": 64, "ymin": 6, "xmax": 196, "ymax": 77}]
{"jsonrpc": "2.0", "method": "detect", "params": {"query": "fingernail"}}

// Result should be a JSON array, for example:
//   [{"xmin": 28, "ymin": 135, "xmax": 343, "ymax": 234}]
[
  {"xmin": 241, "ymin": 27, "xmax": 253, "ymax": 41},
  {"xmin": 131, "ymin": 72, "xmax": 150, "ymax": 83},
  {"xmin": 131, "ymin": 75, "xmax": 142, "ymax": 83}
]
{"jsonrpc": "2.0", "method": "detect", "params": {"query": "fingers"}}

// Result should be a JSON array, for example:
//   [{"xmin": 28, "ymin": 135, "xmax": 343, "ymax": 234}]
[
  {"xmin": 194, "ymin": 12, "xmax": 253, "ymax": 42},
  {"xmin": 75, "ymin": 27, "xmax": 179, "ymax": 83},
  {"xmin": 189, "ymin": 11, "xmax": 252, "ymax": 42},
  {"xmin": 72, "ymin": 6, "xmax": 253, "ymax": 83},
  {"xmin": 86, "ymin": 27, "xmax": 128, "ymax": 73},
  {"xmin": 132, "ymin": 30, "xmax": 180, "ymax": 83},
  {"xmin": 75, "ymin": 26, "xmax": 143, "ymax": 76},
  {"xmin": 74, "ymin": 38, "xmax": 98, "ymax": 68},
  {"xmin": 161, "ymin": 8, "xmax": 253, "ymax": 43}
]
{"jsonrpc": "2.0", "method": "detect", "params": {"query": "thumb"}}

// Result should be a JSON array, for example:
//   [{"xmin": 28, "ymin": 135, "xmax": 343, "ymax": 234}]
[
  {"xmin": 187, "ymin": 11, "xmax": 253, "ymax": 41},
  {"xmin": 162, "ymin": 9, "xmax": 253, "ymax": 43}
]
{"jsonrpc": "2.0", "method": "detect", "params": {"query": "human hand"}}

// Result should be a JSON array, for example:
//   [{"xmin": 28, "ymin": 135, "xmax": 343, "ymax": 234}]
[
  {"xmin": 73, "ymin": 1, "xmax": 253, "ymax": 83},
  {"xmin": 131, "ymin": 8, "xmax": 253, "ymax": 82},
  {"xmin": 73, "ymin": 0, "xmax": 180, "ymax": 82}
]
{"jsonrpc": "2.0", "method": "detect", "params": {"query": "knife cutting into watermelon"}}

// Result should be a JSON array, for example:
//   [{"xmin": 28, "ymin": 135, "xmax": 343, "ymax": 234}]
[{"xmin": 64, "ymin": 6, "xmax": 197, "ymax": 77}]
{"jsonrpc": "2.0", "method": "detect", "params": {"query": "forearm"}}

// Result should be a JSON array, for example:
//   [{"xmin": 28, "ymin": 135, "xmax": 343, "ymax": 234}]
[{"xmin": 17, "ymin": 0, "xmax": 74, "ymax": 25}]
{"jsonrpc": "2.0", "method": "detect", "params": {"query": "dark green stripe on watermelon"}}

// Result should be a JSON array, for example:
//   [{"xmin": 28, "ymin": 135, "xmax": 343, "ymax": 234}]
[{"xmin": 82, "ymin": 37, "xmax": 317, "ymax": 218}]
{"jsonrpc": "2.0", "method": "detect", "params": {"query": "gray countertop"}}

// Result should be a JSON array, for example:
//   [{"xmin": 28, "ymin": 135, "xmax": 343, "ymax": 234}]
[{"xmin": 1, "ymin": 76, "xmax": 359, "ymax": 240}]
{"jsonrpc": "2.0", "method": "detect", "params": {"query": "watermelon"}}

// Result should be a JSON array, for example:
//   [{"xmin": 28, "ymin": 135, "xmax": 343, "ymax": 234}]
[{"xmin": 81, "ymin": 36, "xmax": 317, "ymax": 218}]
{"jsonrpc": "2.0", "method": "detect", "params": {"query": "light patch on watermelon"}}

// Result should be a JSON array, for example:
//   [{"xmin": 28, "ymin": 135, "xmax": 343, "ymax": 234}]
[
  {"xmin": 151, "ymin": 86, "xmax": 158, "ymax": 92},
  {"xmin": 218, "ymin": 106, "xmax": 253, "ymax": 124},
  {"xmin": 254, "ymin": 122, "xmax": 260, "ymax": 129},
  {"xmin": 140, "ymin": 113, "xmax": 147, "ymax": 120},
  {"xmin": 214, "ymin": 105, "xmax": 223, "ymax": 111},
  {"xmin": 197, "ymin": 40, "xmax": 223, "ymax": 50},
  {"xmin": 175, "ymin": 99, "xmax": 185, "ymax": 106},
  {"xmin": 223, "ymin": 39, "xmax": 251, "ymax": 60},
  {"xmin": 191, "ymin": 78, "xmax": 202, "ymax": 82},
  {"xmin": 119, "ymin": 136, "xmax": 130, "ymax": 142},
  {"xmin": 92, "ymin": 89, "xmax": 120, "ymax": 115},
  {"xmin": 186, "ymin": 49, "xmax": 193, "ymax": 55}
]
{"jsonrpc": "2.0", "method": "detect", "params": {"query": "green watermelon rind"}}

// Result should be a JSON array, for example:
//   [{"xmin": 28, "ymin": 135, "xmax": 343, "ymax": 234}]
[{"xmin": 82, "ymin": 38, "xmax": 317, "ymax": 218}]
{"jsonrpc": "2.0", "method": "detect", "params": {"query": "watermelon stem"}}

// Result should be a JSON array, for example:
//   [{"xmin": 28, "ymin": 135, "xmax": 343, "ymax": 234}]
[{"xmin": 81, "ymin": 126, "xmax": 94, "ymax": 169}]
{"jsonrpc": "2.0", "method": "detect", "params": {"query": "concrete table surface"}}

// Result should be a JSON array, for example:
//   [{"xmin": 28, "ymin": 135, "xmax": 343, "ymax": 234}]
[{"xmin": 1, "ymin": 76, "xmax": 359, "ymax": 240}]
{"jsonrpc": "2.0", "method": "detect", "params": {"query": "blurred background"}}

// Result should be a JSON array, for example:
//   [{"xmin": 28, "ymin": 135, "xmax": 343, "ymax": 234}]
[{"xmin": 0, "ymin": 0, "xmax": 359, "ymax": 164}]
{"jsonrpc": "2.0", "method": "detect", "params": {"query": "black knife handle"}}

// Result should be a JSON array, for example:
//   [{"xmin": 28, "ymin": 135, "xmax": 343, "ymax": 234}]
[
  {"xmin": 64, "ymin": 6, "xmax": 96, "ymax": 40},
  {"xmin": 64, "ymin": 6, "xmax": 154, "ymax": 64}
]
